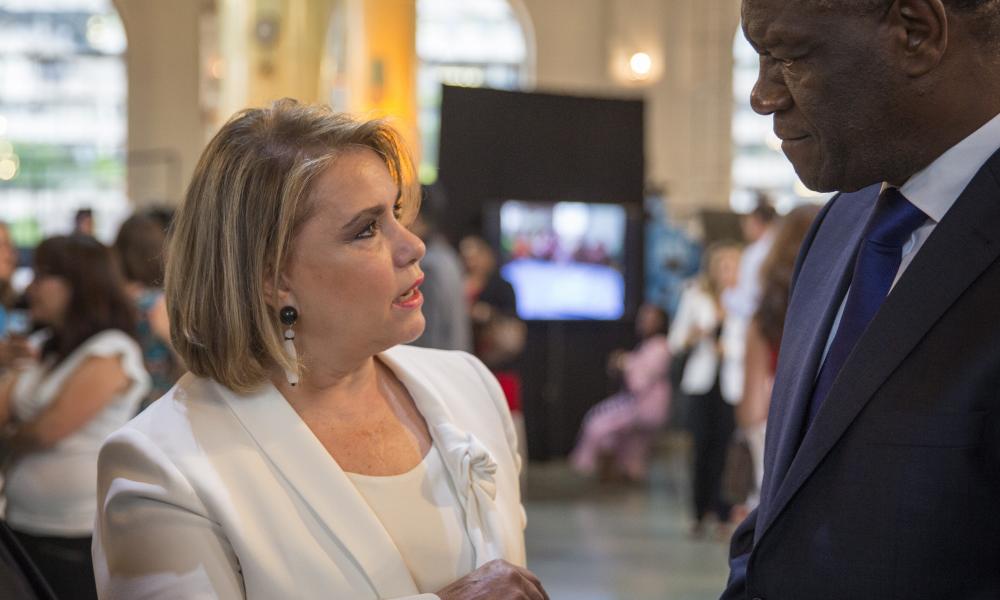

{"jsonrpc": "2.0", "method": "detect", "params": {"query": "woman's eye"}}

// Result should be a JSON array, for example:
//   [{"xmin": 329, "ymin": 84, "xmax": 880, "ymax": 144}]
[
  {"xmin": 356, "ymin": 221, "xmax": 378, "ymax": 239},
  {"xmin": 393, "ymin": 201, "xmax": 404, "ymax": 220}
]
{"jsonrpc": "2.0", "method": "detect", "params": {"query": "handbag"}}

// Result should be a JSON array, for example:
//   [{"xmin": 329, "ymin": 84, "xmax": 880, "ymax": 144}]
[{"xmin": 667, "ymin": 348, "xmax": 691, "ymax": 430}]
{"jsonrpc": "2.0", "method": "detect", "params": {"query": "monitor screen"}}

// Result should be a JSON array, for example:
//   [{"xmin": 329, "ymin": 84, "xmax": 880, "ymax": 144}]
[{"xmin": 498, "ymin": 200, "xmax": 627, "ymax": 320}]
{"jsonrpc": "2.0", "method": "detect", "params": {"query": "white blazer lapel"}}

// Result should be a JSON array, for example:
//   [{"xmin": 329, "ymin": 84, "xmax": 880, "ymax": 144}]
[
  {"xmin": 215, "ymin": 381, "xmax": 420, "ymax": 598},
  {"xmin": 379, "ymin": 350, "xmax": 507, "ymax": 567}
]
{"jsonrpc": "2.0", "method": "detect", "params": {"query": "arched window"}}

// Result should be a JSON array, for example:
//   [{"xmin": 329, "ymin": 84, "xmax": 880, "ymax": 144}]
[
  {"xmin": 0, "ymin": 0, "xmax": 127, "ymax": 244},
  {"xmin": 731, "ymin": 29, "xmax": 827, "ymax": 212},
  {"xmin": 416, "ymin": 0, "xmax": 532, "ymax": 183}
]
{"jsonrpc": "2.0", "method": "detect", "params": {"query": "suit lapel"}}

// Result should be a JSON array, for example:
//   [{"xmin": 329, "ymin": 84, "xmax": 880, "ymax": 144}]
[
  {"xmin": 756, "ymin": 185, "xmax": 877, "ymax": 538},
  {"xmin": 217, "ymin": 381, "xmax": 419, "ymax": 599},
  {"xmin": 761, "ymin": 151, "xmax": 1000, "ymax": 541}
]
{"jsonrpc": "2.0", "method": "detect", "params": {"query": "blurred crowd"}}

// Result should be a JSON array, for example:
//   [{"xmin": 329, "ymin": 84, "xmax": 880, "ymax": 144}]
[{"xmin": 568, "ymin": 195, "xmax": 820, "ymax": 542}]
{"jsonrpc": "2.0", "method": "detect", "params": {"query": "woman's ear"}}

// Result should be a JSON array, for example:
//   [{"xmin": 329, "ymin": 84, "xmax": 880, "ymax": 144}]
[{"xmin": 262, "ymin": 268, "xmax": 295, "ymax": 312}]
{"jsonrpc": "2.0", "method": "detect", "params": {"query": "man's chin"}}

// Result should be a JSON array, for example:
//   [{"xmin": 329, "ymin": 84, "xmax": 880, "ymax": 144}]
[
  {"xmin": 792, "ymin": 163, "xmax": 871, "ymax": 195},
  {"xmin": 791, "ymin": 167, "xmax": 836, "ymax": 194}
]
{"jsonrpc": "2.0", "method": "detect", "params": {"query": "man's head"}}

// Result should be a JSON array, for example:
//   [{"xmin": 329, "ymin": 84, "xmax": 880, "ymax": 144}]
[{"xmin": 742, "ymin": 0, "xmax": 1000, "ymax": 192}]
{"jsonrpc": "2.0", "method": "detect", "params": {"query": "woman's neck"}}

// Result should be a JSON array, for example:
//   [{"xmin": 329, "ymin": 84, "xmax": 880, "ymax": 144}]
[{"xmin": 272, "ymin": 354, "xmax": 386, "ymax": 422}]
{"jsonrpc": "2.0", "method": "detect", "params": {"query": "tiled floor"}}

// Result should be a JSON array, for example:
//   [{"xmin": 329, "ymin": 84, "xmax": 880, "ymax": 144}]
[{"xmin": 523, "ymin": 435, "xmax": 731, "ymax": 600}]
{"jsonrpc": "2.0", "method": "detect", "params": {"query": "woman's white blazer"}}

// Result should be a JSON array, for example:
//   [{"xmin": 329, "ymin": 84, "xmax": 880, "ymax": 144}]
[{"xmin": 92, "ymin": 345, "xmax": 527, "ymax": 600}]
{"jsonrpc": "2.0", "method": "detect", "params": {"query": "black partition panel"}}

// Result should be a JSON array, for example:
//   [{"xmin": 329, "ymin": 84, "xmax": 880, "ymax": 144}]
[
  {"xmin": 437, "ymin": 85, "xmax": 644, "ymax": 238},
  {"xmin": 437, "ymin": 85, "xmax": 646, "ymax": 460}
]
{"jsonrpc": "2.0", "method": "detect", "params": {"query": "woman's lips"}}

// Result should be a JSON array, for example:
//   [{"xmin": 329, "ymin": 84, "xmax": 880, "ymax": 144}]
[{"xmin": 393, "ymin": 277, "xmax": 424, "ymax": 309}]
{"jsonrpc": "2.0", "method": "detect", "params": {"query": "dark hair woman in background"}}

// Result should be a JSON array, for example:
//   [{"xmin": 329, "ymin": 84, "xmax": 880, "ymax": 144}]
[
  {"xmin": 114, "ymin": 214, "xmax": 182, "ymax": 408},
  {"xmin": 0, "ymin": 235, "xmax": 150, "ymax": 600}
]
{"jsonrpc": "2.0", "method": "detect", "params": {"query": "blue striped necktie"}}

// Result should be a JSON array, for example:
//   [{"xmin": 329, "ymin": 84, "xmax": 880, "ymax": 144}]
[{"xmin": 805, "ymin": 188, "xmax": 927, "ymax": 425}]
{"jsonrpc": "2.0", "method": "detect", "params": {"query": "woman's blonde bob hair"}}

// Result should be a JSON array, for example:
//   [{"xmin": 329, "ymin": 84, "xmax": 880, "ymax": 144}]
[{"xmin": 165, "ymin": 99, "xmax": 419, "ymax": 392}]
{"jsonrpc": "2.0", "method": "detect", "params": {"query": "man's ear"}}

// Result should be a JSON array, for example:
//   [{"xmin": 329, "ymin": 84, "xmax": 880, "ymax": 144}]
[{"xmin": 889, "ymin": 0, "xmax": 948, "ymax": 77}]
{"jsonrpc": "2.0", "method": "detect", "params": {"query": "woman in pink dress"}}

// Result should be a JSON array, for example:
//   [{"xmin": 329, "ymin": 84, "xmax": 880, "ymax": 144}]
[{"xmin": 570, "ymin": 303, "xmax": 671, "ymax": 481}]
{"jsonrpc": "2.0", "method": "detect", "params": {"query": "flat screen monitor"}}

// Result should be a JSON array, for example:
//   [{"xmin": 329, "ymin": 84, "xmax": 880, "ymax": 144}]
[{"xmin": 497, "ymin": 200, "xmax": 627, "ymax": 321}]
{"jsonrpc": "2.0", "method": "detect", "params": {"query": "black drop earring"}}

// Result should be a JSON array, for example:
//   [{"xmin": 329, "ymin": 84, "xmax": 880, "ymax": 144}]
[
  {"xmin": 280, "ymin": 306, "xmax": 298, "ymax": 327},
  {"xmin": 280, "ymin": 306, "xmax": 299, "ymax": 386}
]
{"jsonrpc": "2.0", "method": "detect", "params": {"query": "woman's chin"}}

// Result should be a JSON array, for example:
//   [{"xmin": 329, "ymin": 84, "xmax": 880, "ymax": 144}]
[{"xmin": 400, "ymin": 316, "xmax": 426, "ymax": 345}]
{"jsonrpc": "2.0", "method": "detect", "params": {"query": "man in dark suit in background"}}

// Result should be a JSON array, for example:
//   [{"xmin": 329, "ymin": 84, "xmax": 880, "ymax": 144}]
[{"xmin": 723, "ymin": 0, "xmax": 1000, "ymax": 598}]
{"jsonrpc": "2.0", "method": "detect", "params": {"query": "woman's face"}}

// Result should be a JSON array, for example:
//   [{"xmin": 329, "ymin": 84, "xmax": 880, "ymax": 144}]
[
  {"xmin": 278, "ymin": 148, "xmax": 426, "ymax": 363},
  {"xmin": 710, "ymin": 247, "xmax": 741, "ymax": 291},
  {"xmin": 28, "ymin": 272, "xmax": 71, "ymax": 326},
  {"xmin": 636, "ymin": 304, "xmax": 664, "ymax": 338}
]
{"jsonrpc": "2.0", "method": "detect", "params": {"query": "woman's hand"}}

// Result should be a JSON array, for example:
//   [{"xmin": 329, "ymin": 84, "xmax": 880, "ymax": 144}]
[
  {"xmin": 436, "ymin": 559, "xmax": 549, "ymax": 600},
  {"xmin": 685, "ymin": 326, "xmax": 706, "ymax": 349}
]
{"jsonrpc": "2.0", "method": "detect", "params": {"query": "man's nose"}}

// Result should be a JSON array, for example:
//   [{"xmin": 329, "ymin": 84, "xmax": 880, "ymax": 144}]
[{"xmin": 750, "ymin": 58, "xmax": 793, "ymax": 116}]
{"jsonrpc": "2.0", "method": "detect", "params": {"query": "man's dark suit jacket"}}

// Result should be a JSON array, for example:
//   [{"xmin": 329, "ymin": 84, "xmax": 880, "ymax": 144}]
[{"xmin": 722, "ymin": 147, "xmax": 1000, "ymax": 600}]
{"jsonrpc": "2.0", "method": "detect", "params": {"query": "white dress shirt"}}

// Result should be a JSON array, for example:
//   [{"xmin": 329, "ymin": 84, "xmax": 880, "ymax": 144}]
[{"xmin": 822, "ymin": 111, "xmax": 1000, "ymax": 361}]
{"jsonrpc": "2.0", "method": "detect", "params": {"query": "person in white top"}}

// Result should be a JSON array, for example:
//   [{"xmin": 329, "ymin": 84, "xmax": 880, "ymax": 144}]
[
  {"xmin": 719, "ymin": 197, "xmax": 777, "ymax": 406},
  {"xmin": 667, "ymin": 242, "xmax": 741, "ymax": 536},
  {"xmin": 93, "ymin": 99, "xmax": 547, "ymax": 600},
  {"xmin": 0, "ymin": 235, "xmax": 150, "ymax": 600}
]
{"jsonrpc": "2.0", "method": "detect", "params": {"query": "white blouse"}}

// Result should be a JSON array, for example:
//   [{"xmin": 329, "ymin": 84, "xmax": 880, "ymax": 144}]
[
  {"xmin": 4, "ymin": 329, "xmax": 150, "ymax": 535},
  {"xmin": 347, "ymin": 445, "xmax": 475, "ymax": 593}
]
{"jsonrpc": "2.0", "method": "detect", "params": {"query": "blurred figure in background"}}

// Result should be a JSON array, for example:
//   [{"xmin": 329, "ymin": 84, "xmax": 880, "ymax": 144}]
[
  {"xmin": 0, "ymin": 222, "xmax": 31, "ymax": 370},
  {"xmin": 460, "ymin": 235, "xmax": 523, "ymax": 369},
  {"xmin": 0, "ymin": 235, "xmax": 150, "ymax": 600},
  {"xmin": 720, "ymin": 196, "xmax": 777, "ymax": 408},
  {"xmin": 0, "ymin": 223, "xmax": 19, "ymax": 310},
  {"xmin": 668, "ymin": 243, "xmax": 741, "ymax": 537},
  {"xmin": 114, "ymin": 213, "xmax": 182, "ymax": 408},
  {"xmin": 570, "ymin": 302, "xmax": 671, "ymax": 482},
  {"xmin": 735, "ymin": 204, "xmax": 820, "ymax": 507},
  {"xmin": 409, "ymin": 186, "xmax": 471, "ymax": 352},
  {"xmin": 72, "ymin": 209, "xmax": 94, "ymax": 238},
  {"xmin": 460, "ymin": 234, "xmax": 528, "ymax": 477}
]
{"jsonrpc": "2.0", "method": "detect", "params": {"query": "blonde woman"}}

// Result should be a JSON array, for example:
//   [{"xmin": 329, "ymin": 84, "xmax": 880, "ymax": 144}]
[
  {"xmin": 93, "ymin": 100, "xmax": 546, "ymax": 600},
  {"xmin": 668, "ymin": 243, "xmax": 741, "ymax": 536}
]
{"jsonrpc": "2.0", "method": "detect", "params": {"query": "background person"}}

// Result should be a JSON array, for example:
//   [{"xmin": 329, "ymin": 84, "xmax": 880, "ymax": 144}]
[
  {"xmin": 93, "ymin": 100, "xmax": 547, "ymax": 600},
  {"xmin": 570, "ymin": 302, "xmax": 671, "ymax": 482},
  {"xmin": 409, "ymin": 185, "xmax": 472, "ymax": 353},
  {"xmin": 719, "ymin": 196, "xmax": 777, "ymax": 409},
  {"xmin": 668, "ymin": 243, "xmax": 741, "ymax": 537},
  {"xmin": 113, "ymin": 213, "xmax": 182, "ymax": 409},
  {"xmin": 0, "ymin": 222, "xmax": 19, "ymax": 311},
  {"xmin": 0, "ymin": 235, "xmax": 149, "ymax": 600},
  {"xmin": 733, "ymin": 204, "xmax": 819, "ymax": 510}
]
